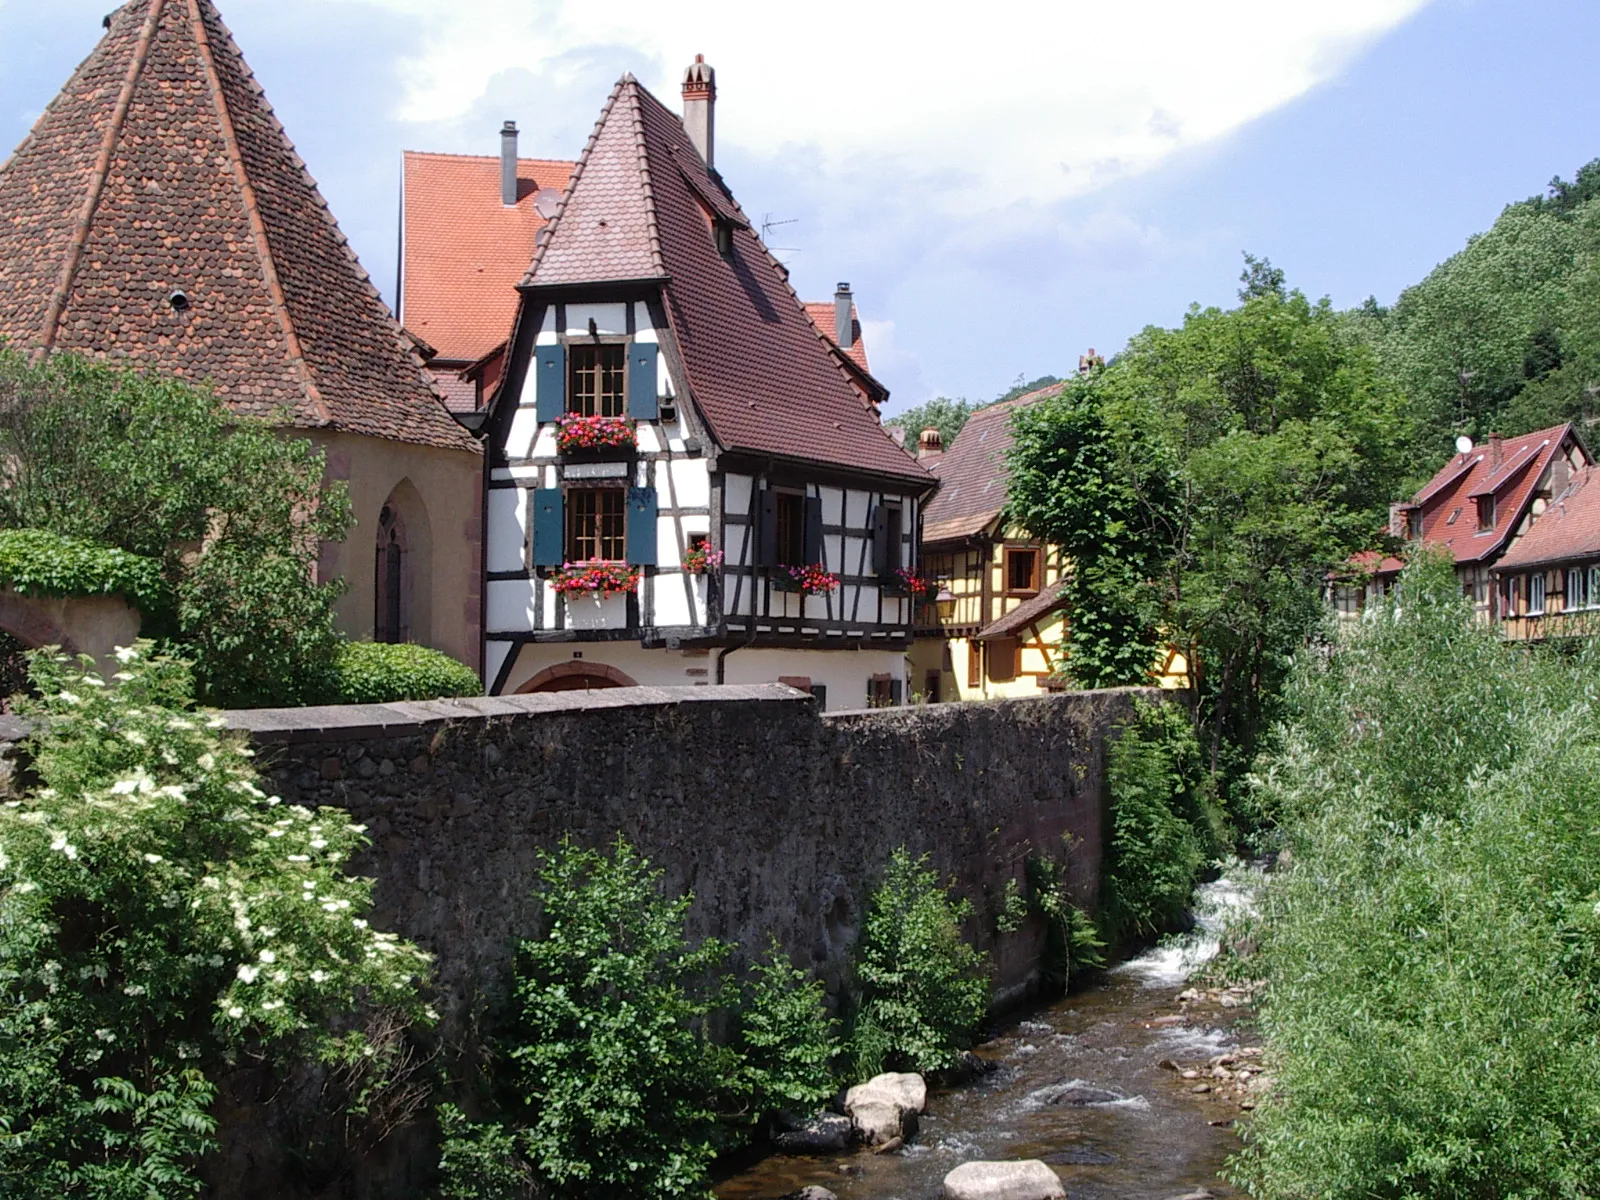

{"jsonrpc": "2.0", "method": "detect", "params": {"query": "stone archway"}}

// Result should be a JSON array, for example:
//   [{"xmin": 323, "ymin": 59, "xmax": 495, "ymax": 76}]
[
  {"xmin": 374, "ymin": 478, "xmax": 433, "ymax": 645},
  {"xmin": 516, "ymin": 661, "xmax": 639, "ymax": 693}
]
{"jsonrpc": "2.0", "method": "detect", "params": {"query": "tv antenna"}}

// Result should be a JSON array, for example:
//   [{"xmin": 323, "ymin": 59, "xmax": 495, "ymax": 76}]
[{"xmin": 761, "ymin": 212, "xmax": 801, "ymax": 255}]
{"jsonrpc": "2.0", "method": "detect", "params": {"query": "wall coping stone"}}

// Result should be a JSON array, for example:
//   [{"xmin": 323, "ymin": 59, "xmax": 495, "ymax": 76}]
[{"xmin": 223, "ymin": 682, "xmax": 814, "ymax": 744}]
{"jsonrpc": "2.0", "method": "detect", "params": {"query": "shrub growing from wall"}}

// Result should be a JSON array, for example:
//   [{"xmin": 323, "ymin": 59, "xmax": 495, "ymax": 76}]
[
  {"xmin": 848, "ymin": 847, "xmax": 989, "ymax": 1078},
  {"xmin": 325, "ymin": 641, "xmax": 480, "ymax": 704}
]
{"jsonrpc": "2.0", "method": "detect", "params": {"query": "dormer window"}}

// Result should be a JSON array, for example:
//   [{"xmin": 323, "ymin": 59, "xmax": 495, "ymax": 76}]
[
  {"xmin": 714, "ymin": 219, "xmax": 734, "ymax": 259},
  {"xmin": 1476, "ymin": 495, "xmax": 1495, "ymax": 531},
  {"xmin": 1407, "ymin": 508, "xmax": 1423, "ymax": 539}
]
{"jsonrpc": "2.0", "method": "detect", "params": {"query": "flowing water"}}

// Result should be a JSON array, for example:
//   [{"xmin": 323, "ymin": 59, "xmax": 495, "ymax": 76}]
[{"xmin": 716, "ymin": 875, "xmax": 1258, "ymax": 1200}]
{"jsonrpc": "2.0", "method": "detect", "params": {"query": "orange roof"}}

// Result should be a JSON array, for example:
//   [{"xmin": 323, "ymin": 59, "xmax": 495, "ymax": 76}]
[
  {"xmin": 401, "ymin": 150, "xmax": 573, "ymax": 365},
  {"xmin": 803, "ymin": 301, "xmax": 870, "ymax": 372}
]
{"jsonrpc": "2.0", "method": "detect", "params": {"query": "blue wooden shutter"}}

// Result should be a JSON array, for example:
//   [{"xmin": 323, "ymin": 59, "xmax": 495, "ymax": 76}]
[
  {"xmin": 627, "ymin": 342, "xmax": 659, "ymax": 420},
  {"xmin": 626, "ymin": 486, "xmax": 658, "ymax": 566},
  {"xmin": 535, "ymin": 344, "xmax": 565, "ymax": 422},
  {"xmin": 757, "ymin": 488, "xmax": 778, "ymax": 567},
  {"xmin": 803, "ymin": 495, "xmax": 824, "ymax": 564},
  {"xmin": 531, "ymin": 488, "xmax": 564, "ymax": 567}
]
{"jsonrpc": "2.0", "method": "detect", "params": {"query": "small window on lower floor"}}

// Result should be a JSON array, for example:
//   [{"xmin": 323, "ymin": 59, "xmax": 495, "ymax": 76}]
[
  {"xmin": 1005, "ymin": 547, "xmax": 1039, "ymax": 594},
  {"xmin": 923, "ymin": 669, "xmax": 942, "ymax": 703},
  {"xmin": 1568, "ymin": 566, "xmax": 1586, "ymax": 611},
  {"xmin": 1530, "ymin": 572, "xmax": 1546, "ymax": 615},
  {"xmin": 967, "ymin": 640, "xmax": 983, "ymax": 689},
  {"xmin": 867, "ymin": 675, "xmax": 896, "ymax": 707}
]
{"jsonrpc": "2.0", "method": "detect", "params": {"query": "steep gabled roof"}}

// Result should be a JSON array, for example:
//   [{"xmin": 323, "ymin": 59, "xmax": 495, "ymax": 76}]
[
  {"xmin": 922, "ymin": 381, "xmax": 1068, "ymax": 544},
  {"xmin": 1496, "ymin": 465, "xmax": 1600, "ymax": 571},
  {"xmin": 521, "ymin": 76, "xmax": 929, "ymax": 484},
  {"xmin": 0, "ymin": 0, "xmax": 474, "ymax": 451},
  {"xmin": 401, "ymin": 150, "xmax": 573, "ymax": 367},
  {"xmin": 1370, "ymin": 423, "xmax": 1582, "ymax": 575}
]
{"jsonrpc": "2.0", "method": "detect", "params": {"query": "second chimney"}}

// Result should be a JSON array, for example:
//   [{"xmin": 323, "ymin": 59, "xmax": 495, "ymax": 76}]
[
  {"xmin": 500, "ymin": 120, "xmax": 518, "ymax": 207},
  {"xmin": 682, "ymin": 55, "xmax": 716, "ymax": 168},
  {"xmin": 835, "ymin": 283, "xmax": 854, "ymax": 352}
]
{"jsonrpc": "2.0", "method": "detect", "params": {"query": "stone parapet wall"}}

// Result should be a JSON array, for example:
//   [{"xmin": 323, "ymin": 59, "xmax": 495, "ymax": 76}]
[{"xmin": 231, "ymin": 684, "xmax": 1151, "ymax": 1025}]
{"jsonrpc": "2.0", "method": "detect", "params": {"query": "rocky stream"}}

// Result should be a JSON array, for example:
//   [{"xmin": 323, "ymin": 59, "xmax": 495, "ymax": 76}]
[{"xmin": 715, "ymin": 875, "xmax": 1259, "ymax": 1200}]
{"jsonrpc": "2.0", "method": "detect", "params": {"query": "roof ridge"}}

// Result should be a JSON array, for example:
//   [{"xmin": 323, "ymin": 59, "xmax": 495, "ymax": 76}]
[
  {"xmin": 522, "ymin": 75, "xmax": 628, "ymax": 286},
  {"xmin": 187, "ymin": 0, "xmax": 330, "ymax": 423},
  {"xmin": 625, "ymin": 80, "xmax": 667, "ymax": 278},
  {"xmin": 402, "ymin": 149, "xmax": 574, "ymax": 168},
  {"xmin": 35, "ymin": 0, "xmax": 166, "ymax": 361}
]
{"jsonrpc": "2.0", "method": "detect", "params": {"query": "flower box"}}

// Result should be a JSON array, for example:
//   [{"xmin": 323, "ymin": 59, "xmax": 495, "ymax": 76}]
[
  {"xmin": 886, "ymin": 567, "xmax": 932, "ymax": 598},
  {"xmin": 682, "ymin": 544, "xmax": 724, "ymax": 575},
  {"xmin": 548, "ymin": 559, "xmax": 640, "ymax": 597},
  {"xmin": 554, "ymin": 414, "xmax": 636, "ymax": 457},
  {"xmin": 782, "ymin": 563, "xmax": 840, "ymax": 596}
]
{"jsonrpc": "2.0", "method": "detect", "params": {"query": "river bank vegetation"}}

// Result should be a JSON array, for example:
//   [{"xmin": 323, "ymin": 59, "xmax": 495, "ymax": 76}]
[{"xmin": 1230, "ymin": 554, "xmax": 1600, "ymax": 1196}]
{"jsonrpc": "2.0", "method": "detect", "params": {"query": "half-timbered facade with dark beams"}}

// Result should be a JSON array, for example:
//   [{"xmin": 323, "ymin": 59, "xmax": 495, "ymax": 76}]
[{"xmin": 478, "ymin": 59, "xmax": 934, "ymax": 709}]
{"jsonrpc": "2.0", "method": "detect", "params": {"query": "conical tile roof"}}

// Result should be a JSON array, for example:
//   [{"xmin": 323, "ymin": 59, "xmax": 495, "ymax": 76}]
[{"xmin": 0, "ymin": 0, "xmax": 475, "ymax": 451}]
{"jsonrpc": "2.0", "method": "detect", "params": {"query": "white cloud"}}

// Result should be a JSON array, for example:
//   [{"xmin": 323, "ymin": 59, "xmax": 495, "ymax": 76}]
[{"xmin": 351, "ymin": 0, "xmax": 1429, "ymax": 212}]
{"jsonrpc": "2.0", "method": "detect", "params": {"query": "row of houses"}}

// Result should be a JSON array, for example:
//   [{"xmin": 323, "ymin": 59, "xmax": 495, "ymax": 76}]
[
  {"xmin": 0, "ymin": 0, "xmax": 1122, "ymax": 710},
  {"xmin": 1341, "ymin": 423, "xmax": 1600, "ymax": 639}
]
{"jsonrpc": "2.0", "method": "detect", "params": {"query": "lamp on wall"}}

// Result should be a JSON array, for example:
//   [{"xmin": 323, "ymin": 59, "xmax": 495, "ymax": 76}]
[{"xmin": 934, "ymin": 586, "xmax": 956, "ymax": 622}]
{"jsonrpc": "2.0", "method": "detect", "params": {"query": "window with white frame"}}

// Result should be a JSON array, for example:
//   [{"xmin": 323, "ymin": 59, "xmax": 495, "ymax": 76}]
[
  {"xmin": 1569, "ymin": 566, "xmax": 1587, "ymax": 611},
  {"xmin": 1530, "ymin": 572, "xmax": 1546, "ymax": 615},
  {"xmin": 1590, "ymin": 565, "xmax": 1600, "ymax": 609}
]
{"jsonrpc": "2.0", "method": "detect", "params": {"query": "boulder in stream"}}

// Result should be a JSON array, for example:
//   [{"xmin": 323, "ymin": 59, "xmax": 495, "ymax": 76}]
[
  {"xmin": 844, "ymin": 1072, "xmax": 926, "ymax": 1145},
  {"xmin": 772, "ymin": 1114, "xmax": 852, "ymax": 1154},
  {"xmin": 942, "ymin": 1159, "xmax": 1067, "ymax": 1200},
  {"xmin": 780, "ymin": 1189, "xmax": 838, "ymax": 1200}
]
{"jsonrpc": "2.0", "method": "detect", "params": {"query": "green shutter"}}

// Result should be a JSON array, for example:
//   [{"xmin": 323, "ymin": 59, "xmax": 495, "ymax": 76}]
[
  {"xmin": 626, "ymin": 486, "xmax": 658, "ymax": 566},
  {"xmin": 627, "ymin": 342, "xmax": 659, "ymax": 420},
  {"xmin": 535, "ymin": 344, "xmax": 565, "ymax": 422},
  {"xmin": 803, "ymin": 495, "xmax": 824, "ymax": 564},
  {"xmin": 531, "ymin": 488, "xmax": 564, "ymax": 567}
]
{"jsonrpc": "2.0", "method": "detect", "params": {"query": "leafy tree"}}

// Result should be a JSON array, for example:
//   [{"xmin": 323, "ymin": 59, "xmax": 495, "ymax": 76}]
[
  {"xmin": 732, "ymin": 939, "xmax": 839, "ymax": 1123},
  {"xmin": 849, "ymin": 848, "xmax": 988, "ymax": 1078},
  {"xmin": 1008, "ymin": 271, "xmax": 1410, "ymax": 800},
  {"xmin": 0, "ymin": 645, "xmax": 432, "ymax": 1196},
  {"xmin": 0, "ymin": 351, "xmax": 351, "ymax": 707},
  {"xmin": 884, "ymin": 396, "xmax": 974, "ymax": 450},
  {"xmin": 1230, "ymin": 553, "xmax": 1600, "ymax": 1197}
]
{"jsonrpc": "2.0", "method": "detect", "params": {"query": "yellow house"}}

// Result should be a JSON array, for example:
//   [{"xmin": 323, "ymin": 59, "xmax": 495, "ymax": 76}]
[
  {"xmin": 907, "ymin": 385, "xmax": 1190, "ymax": 699},
  {"xmin": 908, "ymin": 388, "xmax": 1073, "ymax": 700}
]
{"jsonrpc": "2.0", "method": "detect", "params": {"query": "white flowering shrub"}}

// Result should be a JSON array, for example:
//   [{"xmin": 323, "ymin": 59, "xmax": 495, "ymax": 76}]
[{"xmin": 0, "ymin": 644, "xmax": 433, "ymax": 1197}]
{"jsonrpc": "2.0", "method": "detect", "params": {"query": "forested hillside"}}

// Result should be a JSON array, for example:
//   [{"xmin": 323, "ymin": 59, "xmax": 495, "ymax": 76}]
[{"xmin": 1353, "ymin": 158, "xmax": 1600, "ymax": 450}]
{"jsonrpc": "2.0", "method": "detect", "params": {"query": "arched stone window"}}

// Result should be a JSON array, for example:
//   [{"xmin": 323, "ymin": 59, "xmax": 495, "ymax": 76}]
[{"xmin": 375, "ymin": 503, "xmax": 409, "ymax": 643}]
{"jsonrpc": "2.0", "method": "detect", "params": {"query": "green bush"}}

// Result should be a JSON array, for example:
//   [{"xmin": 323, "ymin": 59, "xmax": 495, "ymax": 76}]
[
  {"xmin": 1100, "ymin": 699, "xmax": 1218, "ymax": 945},
  {"xmin": 1229, "ymin": 553, "xmax": 1600, "ymax": 1197},
  {"xmin": 0, "ymin": 528, "xmax": 168, "ymax": 614},
  {"xmin": 0, "ymin": 644, "xmax": 432, "ymax": 1197},
  {"xmin": 848, "ymin": 848, "xmax": 989, "ymax": 1078},
  {"xmin": 1024, "ymin": 852, "xmax": 1104, "ymax": 994},
  {"xmin": 0, "ymin": 351, "xmax": 351, "ymax": 707},
  {"xmin": 327, "ymin": 641, "xmax": 480, "ymax": 705},
  {"xmin": 733, "ymin": 938, "xmax": 839, "ymax": 1124}
]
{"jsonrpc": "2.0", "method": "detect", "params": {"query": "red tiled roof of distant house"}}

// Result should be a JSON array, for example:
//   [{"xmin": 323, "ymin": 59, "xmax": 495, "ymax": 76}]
[
  {"xmin": 1369, "ymin": 424, "xmax": 1581, "ymax": 575},
  {"xmin": 401, "ymin": 150, "xmax": 573, "ymax": 367},
  {"xmin": 803, "ymin": 301, "xmax": 870, "ymax": 372},
  {"xmin": 0, "ymin": 0, "xmax": 474, "ymax": 452},
  {"xmin": 519, "ymin": 76, "xmax": 929, "ymax": 484},
  {"xmin": 921, "ymin": 382, "xmax": 1068, "ymax": 544},
  {"xmin": 1496, "ymin": 464, "xmax": 1600, "ymax": 571}
]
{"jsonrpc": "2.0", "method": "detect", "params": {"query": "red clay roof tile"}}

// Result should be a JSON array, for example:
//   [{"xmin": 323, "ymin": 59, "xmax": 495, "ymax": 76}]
[
  {"xmin": 922, "ymin": 383, "xmax": 1068, "ymax": 543},
  {"xmin": 803, "ymin": 301, "xmax": 870, "ymax": 372},
  {"xmin": 0, "ymin": 0, "xmax": 474, "ymax": 452},
  {"xmin": 1496, "ymin": 465, "xmax": 1600, "ymax": 571},
  {"xmin": 401, "ymin": 150, "xmax": 572, "ymax": 365}
]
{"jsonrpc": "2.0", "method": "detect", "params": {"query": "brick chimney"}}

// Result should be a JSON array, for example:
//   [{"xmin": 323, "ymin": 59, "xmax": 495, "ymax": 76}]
[
  {"xmin": 682, "ymin": 55, "xmax": 715, "ymax": 168},
  {"xmin": 917, "ymin": 428, "xmax": 943, "ymax": 458},
  {"xmin": 500, "ymin": 120, "xmax": 518, "ymax": 207},
  {"xmin": 1489, "ymin": 431, "xmax": 1504, "ymax": 468},
  {"xmin": 834, "ymin": 283, "xmax": 854, "ymax": 352}
]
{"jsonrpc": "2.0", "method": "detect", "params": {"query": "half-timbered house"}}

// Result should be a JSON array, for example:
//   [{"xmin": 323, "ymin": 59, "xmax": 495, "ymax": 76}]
[
  {"xmin": 1337, "ymin": 425, "xmax": 1590, "ymax": 620},
  {"xmin": 479, "ymin": 60, "xmax": 934, "ymax": 708}
]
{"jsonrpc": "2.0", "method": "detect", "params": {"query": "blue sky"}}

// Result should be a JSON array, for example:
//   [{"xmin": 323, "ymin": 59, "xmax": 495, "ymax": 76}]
[{"xmin": 1, "ymin": 1, "xmax": 1595, "ymax": 417}]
